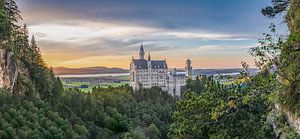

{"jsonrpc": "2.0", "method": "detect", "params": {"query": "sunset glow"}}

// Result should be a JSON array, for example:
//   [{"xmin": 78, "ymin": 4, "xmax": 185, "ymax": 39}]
[{"xmin": 19, "ymin": 0, "xmax": 286, "ymax": 69}]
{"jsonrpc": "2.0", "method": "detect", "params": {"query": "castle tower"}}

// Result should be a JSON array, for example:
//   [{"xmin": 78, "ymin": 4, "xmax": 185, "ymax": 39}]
[
  {"xmin": 185, "ymin": 59, "xmax": 192, "ymax": 78},
  {"xmin": 147, "ymin": 52, "xmax": 151, "ymax": 69},
  {"xmin": 139, "ymin": 43, "xmax": 145, "ymax": 59},
  {"xmin": 148, "ymin": 52, "xmax": 151, "ymax": 61}
]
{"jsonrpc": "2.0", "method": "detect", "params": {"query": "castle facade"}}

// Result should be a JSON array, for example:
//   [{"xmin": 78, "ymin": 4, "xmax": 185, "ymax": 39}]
[{"xmin": 130, "ymin": 44, "xmax": 192, "ymax": 96}]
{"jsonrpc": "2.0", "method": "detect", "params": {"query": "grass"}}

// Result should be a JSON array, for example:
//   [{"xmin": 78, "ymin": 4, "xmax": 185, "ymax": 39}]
[{"xmin": 62, "ymin": 81, "xmax": 129, "ymax": 93}]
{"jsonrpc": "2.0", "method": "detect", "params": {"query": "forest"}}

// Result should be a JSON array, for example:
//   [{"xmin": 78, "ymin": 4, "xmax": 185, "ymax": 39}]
[{"xmin": 0, "ymin": 0, "xmax": 299, "ymax": 138}]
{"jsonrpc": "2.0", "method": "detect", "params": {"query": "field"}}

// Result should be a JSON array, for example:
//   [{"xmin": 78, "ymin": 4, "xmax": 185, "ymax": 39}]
[
  {"xmin": 60, "ymin": 75, "xmax": 130, "ymax": 92},
  {"xmin": 60, "ymin": 73, "xmax": 243, "ymax": 93}
]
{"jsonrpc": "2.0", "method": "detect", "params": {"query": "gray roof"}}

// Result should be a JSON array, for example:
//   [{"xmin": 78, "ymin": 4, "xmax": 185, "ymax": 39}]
[
  {"xmin": 132, "ymin": 59, "xmax": 147, "ymax": 69},
  {"xmin": 132, "ymin": 59, "xmax": 168, "ymax": 69}
]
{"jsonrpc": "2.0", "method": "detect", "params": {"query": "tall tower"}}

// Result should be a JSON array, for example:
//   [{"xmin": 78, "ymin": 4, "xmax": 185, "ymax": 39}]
[
  {"xmin": 139, "ymin": 43, "xmax": 145, "ymax": 59},
  {"xmin": 148, "ymin": 52, "xmax": 151, "ymax": 61},
  {"xmin": 185, "ymin": 59, "xmax": 192, "ymax": 78},
  {"xmin": 147, "ymin": 52, "xmax": 151, "ymax": 69}
]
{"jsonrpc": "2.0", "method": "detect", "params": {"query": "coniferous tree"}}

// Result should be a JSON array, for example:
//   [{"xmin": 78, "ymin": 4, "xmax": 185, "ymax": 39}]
[
  {"xmin": 0, "ymin": 0, "xmax": 10, "ymax": 42},
  {"xmin": 1, "ymin": 0, "xmax": 21, "ymax": 48}
]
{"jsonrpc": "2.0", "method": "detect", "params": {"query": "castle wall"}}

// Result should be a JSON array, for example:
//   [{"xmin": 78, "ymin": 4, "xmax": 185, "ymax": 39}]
[{"xmin": 130, "ymin": 46, "xmax": 191, "ymax": 96}]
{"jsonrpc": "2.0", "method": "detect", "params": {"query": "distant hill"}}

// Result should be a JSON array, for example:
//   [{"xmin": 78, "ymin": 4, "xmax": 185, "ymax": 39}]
[
  {"xmin": 54, "ymin": 67, "xmax": 259, "ymax": 76},
  {"xmin": 193, "ymin": 68, "xmax": 259, "ymax": 76},
  {"xmin": 53, "ymin": 66, "xmax": 129, "ymax": 75}
]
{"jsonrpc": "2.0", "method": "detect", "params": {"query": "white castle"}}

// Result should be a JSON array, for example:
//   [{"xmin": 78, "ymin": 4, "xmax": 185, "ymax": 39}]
[{"xmin": 130, "ymin": 44, "xmax": 192, "ymax": 96}]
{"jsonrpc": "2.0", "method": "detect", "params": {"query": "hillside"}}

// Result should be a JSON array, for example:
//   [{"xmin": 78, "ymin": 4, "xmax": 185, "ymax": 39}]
[{"xmin": 193, "ymin": 68, "xmax": 259, "ymax": 76}]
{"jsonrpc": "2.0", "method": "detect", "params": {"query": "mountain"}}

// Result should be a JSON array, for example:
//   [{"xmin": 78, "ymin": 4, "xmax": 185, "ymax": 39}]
[
  {"xmin": 193, "ymin": 68, "xmax": 259, "ymax": 76},
  {"xmin": 53, "ymin": 66, "xmax": 129, "ymax": 75},
  {"xmin": 53, "ymin": 67, "xmax": 259, "ymax": 76}
]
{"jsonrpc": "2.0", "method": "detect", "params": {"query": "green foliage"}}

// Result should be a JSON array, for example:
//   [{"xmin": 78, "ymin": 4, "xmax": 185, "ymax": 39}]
[
  {"xmin": 0, "ymin": 0, "xmax": 62, "ymax": 101},
  {"xmin": 262, "ymin": 0, "xmax": 290, "ymax": 18},
  {"xmin": 0, "ymin": 0, "xmax": 21, "ymax": 43},
  {"xmin": 0, "ymin": 85, "xmax": 176, "ymax": 139},
  {"xmin": 169, "ymin": 74, "xmax": 276, "ymax": 138},
  {"xmin": 48, "ymin": 86, "xmax": 176, "ymax": 139},
  {"xmin": 0, "ymin": 91, "xmax": 83, "ymax": 139},
  {"xmin": 253, "ymin": 0, "xmax": 300, "ymax": 137},
  {"xmin": 256, "ymin": 0, "xmax": 300, "ymax": 118},
  {"xmin": 168, "ymin": 1, "xmax": 300, "ymax": 138},
  {"xmin": 267, "ymin": 109, "xmax": 300, "ymax": 139},
  {"xmin": 147, "ymin": 124, "xmax": 161, "ymax": 139},
  {"xmin": 0, "ymin": 0, "xmax": 10, "ymax": 42},
  {"xmin": 277, "ymin": 32, "xmax": 300, "ymax": 115},
  {"xmin": 17, "ymin": 33, "xmax": 64, "ymax": 102}
]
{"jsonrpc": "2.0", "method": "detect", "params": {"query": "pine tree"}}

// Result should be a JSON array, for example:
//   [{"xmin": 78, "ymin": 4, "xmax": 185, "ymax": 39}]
[
  {"xmin": 30, "ymin": 34, "xmax": 45, "ymax": 67},
  {"xmin": 0, "ymin": 0, "xmax": 10, "ymax": 43},
  {"xmin": 4, "ymin": 0, "xmax": 21, "ymax": 28}
]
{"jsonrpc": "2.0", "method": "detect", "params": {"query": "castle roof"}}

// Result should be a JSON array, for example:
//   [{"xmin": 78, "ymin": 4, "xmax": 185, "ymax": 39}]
[{"xmin": 132, "ymin": 59, "xmax": 168, "ymax": 69}]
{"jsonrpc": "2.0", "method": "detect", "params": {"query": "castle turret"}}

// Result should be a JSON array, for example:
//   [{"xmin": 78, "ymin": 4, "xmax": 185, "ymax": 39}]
[
  {"xmin": 139, "ymin": 43, "xmax": 145, "ymax": 59},
  {"xmin": 147, "ymin": 52, "xmax": 151, "ymax": 69},
  {"xmin": 185, "ymin": 59, "xmax": 192, "ymax": 78},
  {"xmin": 148, "ymin": 52, "xmax": 151, "ymax": 61}
]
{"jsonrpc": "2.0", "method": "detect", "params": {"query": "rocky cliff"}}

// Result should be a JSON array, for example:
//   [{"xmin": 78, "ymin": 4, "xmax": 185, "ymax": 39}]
[
  {"xmin": 0, "ymin": 48, "xmax": 18, "ymax": 92},
  {"xmin": 270, "ymin": 104, "xmax": 300, "ymax": 138},
  {"xmin": 286, "ymin": 110, "xmax": 300, "ymax": 135},
  {"xmin": 0, "ymin": 48, "xmax": 31, "ymax": 94}
]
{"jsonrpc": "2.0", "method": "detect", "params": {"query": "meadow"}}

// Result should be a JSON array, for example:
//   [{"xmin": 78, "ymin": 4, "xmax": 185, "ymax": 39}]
[{"xmin": 61, "ymin": 75, "xmax": 130, "ymax": 92}]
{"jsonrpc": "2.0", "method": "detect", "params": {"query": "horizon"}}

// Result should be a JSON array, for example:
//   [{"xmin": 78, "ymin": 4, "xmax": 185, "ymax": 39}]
[
  {"xmin": 19, "ymin": 0, "xmax": 287, "ymax": 69},
  {"xmin": 54, "ymin": 65, "xmax": 259, "ymax": 70}
]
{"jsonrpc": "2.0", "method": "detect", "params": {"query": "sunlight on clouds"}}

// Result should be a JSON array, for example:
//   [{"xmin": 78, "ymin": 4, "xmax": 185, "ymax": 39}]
[
  {"xmin": 28, "ymin": 20, "xmax": 255, "ymax": 44},
  {"xmin": 28, "ymin": 22, "xmax": 157, "ymax": 43},
  {"xmin": 53, "ymin": 55, "xmax": 132, "ymax": 68},
  {"xmin": 27, "ymin": 20, "xmax": 258, "ymax": 68},
  {"xmin": 160, "ymin": 32, "xmax": 253, "ymax": 41},
  {"xmin": 19, "ymin": 0, "xmax": 285, "ymax": 69},
  {"xmin": 192, "ymin": 44, "xmax": 254, "ymax": 51},
  {"xmin": 43, "ymin": 50, "xmax": 255, "ymax": 69}
]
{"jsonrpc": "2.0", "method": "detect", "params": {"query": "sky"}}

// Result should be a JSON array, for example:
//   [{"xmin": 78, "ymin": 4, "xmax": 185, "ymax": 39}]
[{"xmin": 18, "ymin": 0, "xmax": 288, "ymax": 69}]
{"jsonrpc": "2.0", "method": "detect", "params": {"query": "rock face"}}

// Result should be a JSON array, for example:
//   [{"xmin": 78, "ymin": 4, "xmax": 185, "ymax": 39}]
[
  {"xmin": 0, "ymin": 48, "xmax": 19, "ymax": 92},
  {"xmin": 286, "ymin": 110, "xmax": 300, "ymax": 135},
  {"xmin": 273, "ymin": 104, "xmax": 300, "ymax": 138}
]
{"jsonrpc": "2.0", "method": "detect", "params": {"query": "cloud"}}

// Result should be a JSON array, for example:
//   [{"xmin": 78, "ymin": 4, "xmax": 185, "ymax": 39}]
[
  {"xmin": 156, "ymin": 31, "xmax": 255, "ymax": 41},
  {"xmin": 19, "ymin": 0, "xmax": 275, "ymax": 34},
  {"xmin": 29, "ymin": 21, "xmax": 162, "ymax": 42},
  {"xmin": 193, "ymin": 44, "xmax": 253, "ymax": 51},
  {"xmin": 19, "ymin": 0, "xmax": 276, "ymax": 68},
  {"xmin": 29, "ymin": 20, "xmax": 255, "ymax": 44},
  {"xmin": 28, "ymin": 19, "xmax": 258, "ymax": 68}
]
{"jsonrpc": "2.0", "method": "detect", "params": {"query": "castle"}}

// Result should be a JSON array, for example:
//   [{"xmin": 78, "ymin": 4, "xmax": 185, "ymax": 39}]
[{"xmin": 130, "ymin": 44, "xmax": 192, "ymax": 96}]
